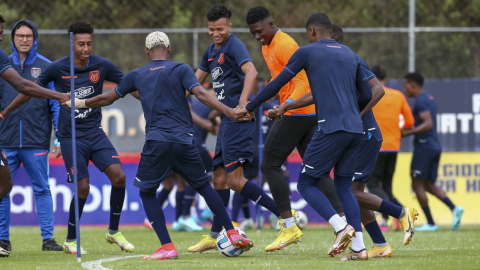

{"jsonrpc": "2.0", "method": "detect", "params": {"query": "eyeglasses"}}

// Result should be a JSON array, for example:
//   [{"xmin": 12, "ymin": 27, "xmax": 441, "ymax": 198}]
[{"xmin": 15, "ymin": 34, "xmax": 34, "ymax": 41}]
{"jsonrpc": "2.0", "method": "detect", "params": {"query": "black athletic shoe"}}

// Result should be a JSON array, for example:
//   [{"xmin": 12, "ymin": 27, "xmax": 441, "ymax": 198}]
[
  {"xmin": 42, "ymin": 238, "xmax": 63, "ymax": 251},
  {"xmin": 0, "ymin": 240, "xmax": 11, "ymax": 252}
]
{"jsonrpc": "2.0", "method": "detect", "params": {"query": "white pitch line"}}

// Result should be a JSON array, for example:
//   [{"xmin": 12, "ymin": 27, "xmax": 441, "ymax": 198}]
[{"xmin": 82, "ymin": 255, "xmax": 146, "ymax": 270}]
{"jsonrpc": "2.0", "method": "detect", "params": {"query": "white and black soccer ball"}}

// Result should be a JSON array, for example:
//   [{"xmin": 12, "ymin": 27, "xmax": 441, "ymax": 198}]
[
  {"xmin": 216, "ymin": 227, "xmax": 248, "ymax": 257},
  {"xmin": 296, "ymin": 210, "xmax": 308, "ymax": 230}
]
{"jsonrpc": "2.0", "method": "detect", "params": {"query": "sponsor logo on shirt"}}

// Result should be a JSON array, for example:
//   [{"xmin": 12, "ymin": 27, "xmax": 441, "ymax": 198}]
[
  {"xmin": 62, "ymin": 76, "xmax": 78, "ymax": 79},
  {"xmin": 327, "ymin": 45, "xmax": 342, "ymax": 48},
  {"xmin": 213, "ymin": 82, "xmax": 224, "ymax": 89},
  {"xmin": 216, "ymin": 89, "xmax": 225, "ymax": 101},
  {"xmin": 74, "ymin": 86, "xmax": 95, "ymax": 98},
  {"xmin": 89, "ymin": 70, "xmax": 100, "ymax": 83},
  {"xmin": 150, "ymin": 66, "xmax": 165, "ymax": 71},
  {"xmin": 31, "ymin": 67, "xmax": 41, "ymax": 78},
  {"xmin": 218, "ymin": 53, "xmax": 225, "ymax": 64},
  {"xmin": 75, "ymin": 108, "xmax": 93, "ymax": 119},
  {"xmin": 211, "ymin": 67, "xmax": 223, "ymax": 80}
]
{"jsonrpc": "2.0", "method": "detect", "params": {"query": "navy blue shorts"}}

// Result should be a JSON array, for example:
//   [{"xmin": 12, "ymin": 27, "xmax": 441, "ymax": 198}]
[
  {"xmin": 244, "ymin": 146, "xmax": 259, "ymax": 180},
  {"xmin": 411, "ymin": 145, "xmax": 441, "ymax": 182},
  {"xmin": 0, "ymin": 145, "xmax": 9, "ymax": 167},
  {"xmin": 135, "ymin": 141, "xmax": 210, "ymax": 192},
  {"xmin": 353, "ymin": 137, "xmax": 382, "ymax": 183},
  {"xmin": 60, "ymin": 131, "xmax": 120, "ymax": 181},
  {"xmin": 301, "ymin": 129, "xmax": 362, "ymax": 178},
  {"xmin": 213, "ymin": 120, "xmax": 255, "ymax": 174}
]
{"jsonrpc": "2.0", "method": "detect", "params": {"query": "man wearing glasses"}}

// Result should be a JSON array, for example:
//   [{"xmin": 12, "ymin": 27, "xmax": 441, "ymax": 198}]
[{"xmin": 0, "ymin": 20, "xmax": 62, "ymax": 252}]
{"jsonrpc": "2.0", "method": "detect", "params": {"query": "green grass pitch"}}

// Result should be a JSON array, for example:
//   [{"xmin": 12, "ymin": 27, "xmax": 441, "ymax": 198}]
[{"xmin": 2, "ymin": 225, "xmax": 479, "ymax": 269}]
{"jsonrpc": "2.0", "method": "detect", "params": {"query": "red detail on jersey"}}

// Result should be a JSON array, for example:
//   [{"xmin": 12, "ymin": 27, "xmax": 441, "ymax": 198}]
[
  {"xmin": 34, "ymin": 152, "xmax": 48, "ymax": 156},
  {"xmin": 89, "ymin": 70, "xmax": 100, "ymax": 83},
  {"xmin": 218, "ymin": 53, "xmax": 225, "ymax": 64},
  {"xmin": 112, "ymin": 156, "xmax": 119, "ymax": 158},
  {"xmin": 429, "ymin": 96, "xmax": 434, "ymax": 100},
  {"xmin": 208, "ymin": 58, "xmax": 215, "ymax": 61}
]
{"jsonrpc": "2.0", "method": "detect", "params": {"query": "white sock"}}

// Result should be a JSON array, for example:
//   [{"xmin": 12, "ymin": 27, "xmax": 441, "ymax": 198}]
[
  {"xmin": 282, "ymin": 217, "xmax": 296, "ymax": 229},
  {"xmin": 328, "ymin": 214, "xmax": 347, "ymax": 232},
  {"xmin": 340, "ymin": 215, "xmax": 347, "ymax": 222},
  {"xmin": 190, "ymin": 206, "xmax": 198, "ymax": 218},
  {"xmin": 352, "ymin": 232, "xmax": 366, "ymax": 252}
]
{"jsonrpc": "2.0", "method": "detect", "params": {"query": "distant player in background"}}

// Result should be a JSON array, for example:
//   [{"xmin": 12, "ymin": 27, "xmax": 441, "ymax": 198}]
[
  {"xmin": 370, "ymin": 65, "xmax": 415, "ymax": 231},
  {"xmin": 188, "ymin": 5, "xmax": 283, "ymax": 253},
  {"xmin": 0, "ymin": 19, "xmax": 62, "ymax": 253},
  {"xmin": 71, "ymin": 31, "xmax": 253, "ymax": 260},
  {"xmin": 3, "ymin": 22, "xmax": 137, "ymax": 254},
  {"xmin": 330, "ymin": 24, "xmax": 417, "ymax": 259},
  {"xmin": 402, "ymin": 72, "xmax": 464, "ymax": 232},
  {"xmin": 0, "ymin": 15, "xmax": 70, "ymax": 258}
]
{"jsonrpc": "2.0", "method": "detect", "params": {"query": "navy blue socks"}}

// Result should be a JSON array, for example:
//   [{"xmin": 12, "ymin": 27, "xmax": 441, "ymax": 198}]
[
  {"xmin": 67, "ymin": 197, "xmax": 87, "ymax": 240},
  {"xmin": 157, "ymin": 187, "xmax": 172, "ymax": 207},
  {"xmin": 175, "ymin": 191, "xmax": 184, "ymax": 221},
  {"xmin": 140, "ymin": 191, "xmax": 172, "ymax": 245},
  {"xmin": 378, "ymin": 200, "xmax": 404, "ymax": 219},
  {"xmin": 364, "ymin": 221, "xmax": 387, "ymax": 246},
  {"xmin": 241, "ymin": 180, "xmax": 280, "ymax": 217},
  {"xmin": 196, "ymin": 185, "xmax": 234, "ymax": 234},
  {"xmin": 182, "ymin": 185, "xmax": 196, "ymax": 217},
  {"xmin": 210, "ymin": 189, "xmax": 230, "ymax": 235},
  {"xmin": 231, "ymin": 192, "xmax": 243, "ymax": 222},
  {"xmin": 297, "ymin": 172, "xmax": 337, "ymax": 221},
  {"xmin": 334, "ymin": 174, "xmax": 362, "ymax": 232},
  {"xmin": 422, "ymin": 206, "xmax": 435, "ymax": 225},
  {"xmin": 441, "ymin": 197, "xmax": 455, "ymax": 211},
  {"xmin": 109, "ymin": 186, "xmax": 125, "ymax": 232}
]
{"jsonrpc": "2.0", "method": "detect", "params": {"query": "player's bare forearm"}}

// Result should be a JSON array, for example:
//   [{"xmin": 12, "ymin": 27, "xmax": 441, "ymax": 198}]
[
  {"xmin": 1, "ymin": 69, "xmax": 68, "ymax": 102},
  {"xmin": 85, "ymin": 90, "xmax": 121, "ymax": 108},
  {"xmin": 2, "ymin": 93, "xmax": 31, "ymax": 116},
  {"xmin": 195, "ymin": 69, "xmax": 210, "ymax": 84},
  {"xmin": 191, "ymin": 109, "xmax": 212, "ymax": 130},
  {"xmin": 360, "ymin": 77, "xmax": 384, "ymax": 116},
  {"xmin": 130, "ymin": 91, "xmax": 140, "ymax": 100},
  {"xmin": 402, "ymin": 111, "xmax": 433, "ymax": 137},
  {"xmin": 191, "ymin": 85, "xmax": 245, "ymax": 121},
  {"xmin": 284, "ymin": 92, "xmax": 314, "ymax": 111},
  {"xmin": 239, "ymin": 62, "xmax": 258, "ymax": 107}
]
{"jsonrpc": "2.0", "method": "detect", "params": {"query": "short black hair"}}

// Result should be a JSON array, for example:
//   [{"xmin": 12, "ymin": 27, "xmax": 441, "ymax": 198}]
[
  {"xmin": 207, "ymin": 5, "xmax": 232, "ymax": 22},
  {"xmin": 331, "ymin": 24, "xmax": 343, "ymax": 42},
  {"xmin": 306, "ymin": 13, "xmax": 331, "ymax": 29},
  {"xmin": 246, "ymin": 6, "xmax": 271, "ymax": 25},
  {"xmin": 68, "ymin": 22, "xmax": 94, "ymax": 35},
  {"xmin": 14, "ymin": 21, "xmax": 34, "ymax": 34},
  {"xmin": 404, "ymin": 72, "xmax": 424, "ymax": 87},
  {"xmin": 0, "ymin": 15, "xmax": 5, "ymax": 24},
  {"xmin": 371, "ymin": 65, "xmax": 386, "ymax": 80}
]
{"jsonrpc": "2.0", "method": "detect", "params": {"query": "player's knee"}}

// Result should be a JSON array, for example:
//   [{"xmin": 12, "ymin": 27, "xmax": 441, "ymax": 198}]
[
  {"xmin": 110, "ymin": 171, "xmax": 126, "ymax": 187},
  {"xmin": 78, "ymin": 182, "xmax": 90, "ymax": 198}
]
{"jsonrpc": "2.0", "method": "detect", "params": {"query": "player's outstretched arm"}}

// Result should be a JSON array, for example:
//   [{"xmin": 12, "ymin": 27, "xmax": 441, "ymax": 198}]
[
  {"xmin": 1, "ymin": 68, "xmax": 69, "ymax": 102},
  {"xmin": 271, "ymin": 92, "xmax": 314, "ymax": 119},
  {"xmin": 191, "ymin": 85, "xmax": 245, "ymax": 121},
  {"xmin": 64, "ymin": 89, "xmax": 121, "ymax": 109},
  {"xmin": 359, "ymin": 77, "xmax": 384, "ymax": 116},
  {"xmin": 402, "ymin": 110, "xmax": 433, "ymax": 137},
  {"xmin": 239, "ymin": 62, "xmax": 258, "ymax": 107}
]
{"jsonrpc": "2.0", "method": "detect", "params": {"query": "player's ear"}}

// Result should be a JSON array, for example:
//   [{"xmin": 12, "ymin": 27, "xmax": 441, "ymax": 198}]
[
  {"xmin": 167, "ymin": 45, "xmax": 171, "ymax": 55},
  {"xmin": 145, "ymin": 48, "xmax": 149, "ymax": 57},
  {"xmin": 228, "ymin": 22, "xmax": 232, "ymax": 29}
]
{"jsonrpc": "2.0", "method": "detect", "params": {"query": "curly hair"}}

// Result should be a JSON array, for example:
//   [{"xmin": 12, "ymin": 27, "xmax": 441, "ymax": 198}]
[
  {"xmin": 68, "ymin": 22, "xmax": 94, "ymax": 35},
  {"xmin": 246, "ymin": 6, "xmax": 271, "ymax": 25},
  {"xmin": 404, "ymin": 72, "xmax": 424, "ymax": 87},
  {"xmin": 306, "ymin": 13, "xmax": 331, "ymax": 29},
  {"xmin": 145, "ymin": 31, "xmax": 170, "ymax": 50},
  {"xmin": 207, "ymin": 5, "xmax": 232, "ymax": 22},
  {"xmin": 0, "ymin": 15, "xmax": 5, "ymax": 24}
]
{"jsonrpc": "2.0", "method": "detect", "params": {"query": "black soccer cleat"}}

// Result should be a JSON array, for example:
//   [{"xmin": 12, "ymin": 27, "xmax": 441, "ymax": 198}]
[
  {"xmin": 0, "ymin": 239, "xmax": 11, "ymax": 252},
  {"xmin": 42, "ymin": 238, "xmax": 63, "ymax": 251}
]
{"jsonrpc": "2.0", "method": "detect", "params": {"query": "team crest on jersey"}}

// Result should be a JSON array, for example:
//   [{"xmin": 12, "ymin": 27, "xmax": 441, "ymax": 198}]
[
  {"xmin": 211, "ymin": 67, "xmax": 223, "ymax": 80},
  {"xmin": 89, "ymin": 70, "xmax": 100, "ymax": 83},
  {"xmin": 218, "ymin": 53, "xmax": 225, "ymax": 64},
  {"xmin": 31, "ymin": 67, "xmax": 41, "ymax": 78}
]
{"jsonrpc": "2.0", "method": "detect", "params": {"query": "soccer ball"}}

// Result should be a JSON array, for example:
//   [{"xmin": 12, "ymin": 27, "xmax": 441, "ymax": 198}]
[
  {"xmin": 216, "ymin": 227, "xmax": 248, "ymax": 257},
  {"xmin": 296, "ymin": 211, "xmax": 308, "ymax": 230}
]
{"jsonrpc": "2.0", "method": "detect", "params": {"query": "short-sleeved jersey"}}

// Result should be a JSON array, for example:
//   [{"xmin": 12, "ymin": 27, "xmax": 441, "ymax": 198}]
[
  {"xmin": 190, "ymin": 96, "xmax": 213, "ymax": 146},
  {"xmin": 413, "ymin": 92, "xmax": 441, "ymax": 150},
  {"xmin": 248, "ymin": 39, "xmax": 366, "ymax": 135},
  {"xmin": 0, "ymin": 49, "xmax": 12, "ymax": 77},
  {"xmin": 199, "ymin": 34, "xmax": 252, "ymax": 120},
  {"xmin": 356, "ymin": 55, "xmax": 382, "ymax": 142},
  {"xmin": 37, "ymin": 55, "xmax": 124, "ymax": 139},
  {"xmin": 262, "ymin": 30, "xmax": 315, "ymax": 116},
  {"xmin": 372, "ymin": 87, "xmax": 415, "ymax": 151},
  {"xmin": 115, "ymin": 59, "xmax": 200, "ymax": 145}
]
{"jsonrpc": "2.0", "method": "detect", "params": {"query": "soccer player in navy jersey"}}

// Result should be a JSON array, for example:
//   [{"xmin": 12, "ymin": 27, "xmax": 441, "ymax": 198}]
[
  {"xmin": 68, "ymin": 31, "xmax": 253, "ymax": 260},
  {"xmin": 3, "ymin": 22, "xmax": 137, "ymax": 254},
  {"xmin": 241, "ymin": 13, "xmax": 374, "ymax": 260},
  {"xmin": 402, "ymin": 72, "xmax": 463, "ymax": 232},
  {"xmin": 0, "ymin": 15, "xmax": 70, "ymax": 257},
  {"xmin": 188, "ymin": 5, "xmax": 284, "ymax": 253}
]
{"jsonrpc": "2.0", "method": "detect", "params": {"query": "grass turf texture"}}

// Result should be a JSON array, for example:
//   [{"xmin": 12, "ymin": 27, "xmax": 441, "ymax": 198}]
[{"xmin": 2, "ymin": 225, "xmax": 479, "ymax": 269}]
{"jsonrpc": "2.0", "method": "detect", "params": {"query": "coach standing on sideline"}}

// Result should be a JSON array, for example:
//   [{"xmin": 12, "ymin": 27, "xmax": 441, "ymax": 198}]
[{"xmin": 0, "ymin": 20, "xmax": 62, "ymax": 252}]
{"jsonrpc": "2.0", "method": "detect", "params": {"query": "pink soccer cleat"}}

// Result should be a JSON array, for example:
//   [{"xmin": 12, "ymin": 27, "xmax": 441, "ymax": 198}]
[
  {"xmin": 142, "ymin": 243, "xmax": 178, "ymax": 260},
  {"xmin": 227, "ymin": 229, "xmax": 254, "ymax": 252}
]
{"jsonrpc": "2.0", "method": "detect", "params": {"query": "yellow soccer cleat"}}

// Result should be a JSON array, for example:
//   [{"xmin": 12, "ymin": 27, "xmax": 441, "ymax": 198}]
[
  {"xmin": 265, "ymin": 221, "xmax": 303, "ymax": 252},
  {"xmin": 232, "ymin": 221, "xmax": 239, "ymax": 228},
  {"xmin": 187, "ymin": 235, "xmax": 217, "ymax": 253},
  {"xmin": 368, "ymin": 244, "xmax": 392, "ymax": 258},
  {"xmin": 106, "ymin": 231, "xmax": 135, "ymax": 252},
  {"xmin": 399, "ymin": 207, "xmax": 418, "ymax": 245}
]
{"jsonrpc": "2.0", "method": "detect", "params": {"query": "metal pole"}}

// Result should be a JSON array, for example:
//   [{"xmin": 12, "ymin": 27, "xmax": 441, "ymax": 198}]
[
  {"xmin": 256, "ymin": 104, "xmax": 264, "ymax": 232},
  {"xmin": 70, "ymin": 32, "xmax": 81, "ymax": 262},
  {"xmin": 193, "ymin": 32, "xmax": 199, "ymax": 69},
  {"xmin": 408, "ymin": 0, "xmax": 416, "ymax": 72}
]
